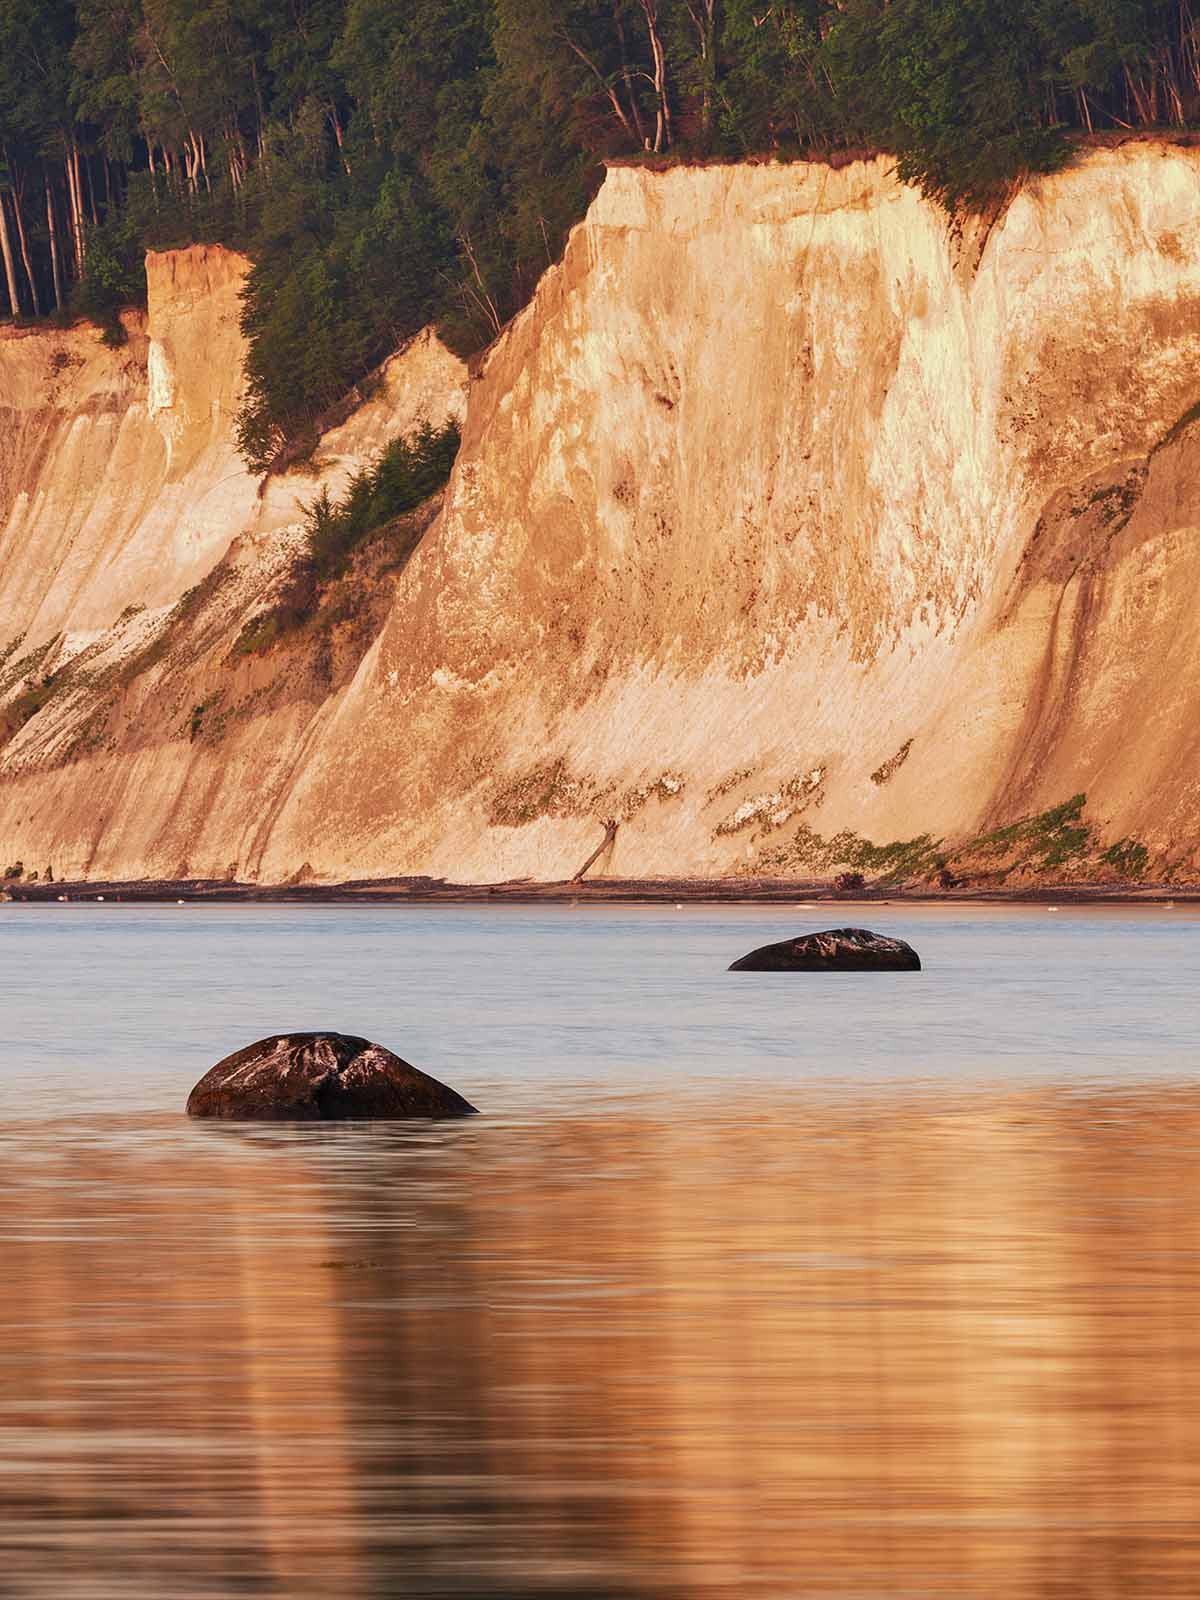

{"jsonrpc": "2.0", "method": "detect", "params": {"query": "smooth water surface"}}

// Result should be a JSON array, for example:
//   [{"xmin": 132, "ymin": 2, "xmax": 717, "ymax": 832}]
[{"xmin": 2, "ymin": 903, "xmax": 1199, "ymax": 1597}]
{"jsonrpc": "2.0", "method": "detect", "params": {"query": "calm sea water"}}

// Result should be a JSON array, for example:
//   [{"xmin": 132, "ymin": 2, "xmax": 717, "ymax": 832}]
[{"xmin": 2, "ymin": 903, "xmax": 1199, "ymax": 1598}]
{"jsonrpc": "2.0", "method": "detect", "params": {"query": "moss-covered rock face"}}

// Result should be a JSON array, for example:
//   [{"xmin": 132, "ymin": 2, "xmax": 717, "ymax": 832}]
[
  {"xmin": 750, "ymin": 795, "xmax": 1156, "ymax": 890},
  {"xmin": 960, "ymin": 795, "xmax": 1093, "ymax": 875},
  {"xmin": 487, "ymin": 760, "xmax": 596, "ymax": 828},
  {"xmin": 935, "ymin": 797, "xmax": 1152, "ymax": 887},
  {"xmin": 756, "ymin": 824, "xmax": 941, "ymax": 882},
  {"xmin": 186, "ymin": 1033, "xmax": 477, "ymax": 1121}
]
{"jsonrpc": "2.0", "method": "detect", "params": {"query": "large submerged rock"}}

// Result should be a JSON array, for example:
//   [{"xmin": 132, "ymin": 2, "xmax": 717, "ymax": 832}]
[
  {"xmin": 186, "ymin": 1032, "xmax": 477, "ymax": 1120},
  {"xmin": 729, "ymin": 927, "xmax": 921, "ymax": 972}
]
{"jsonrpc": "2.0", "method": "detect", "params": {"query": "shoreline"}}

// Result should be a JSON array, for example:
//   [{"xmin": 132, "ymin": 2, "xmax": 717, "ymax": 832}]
[{"xmin": 4, "ymin": 875, "xmax": 1197, "ymax": 906}]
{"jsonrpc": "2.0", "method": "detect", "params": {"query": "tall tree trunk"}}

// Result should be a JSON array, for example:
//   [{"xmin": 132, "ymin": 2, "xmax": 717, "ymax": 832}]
[
  {"xmin": 613, "ymin": 5, "xmax": 648, "ymax": 146},
  {"xmin": 1165, "ymin": 63, "xmax": 1185, "ymax": 123},
  {"xmin": 458, "ymin": 232, "xmax": 503, "ymax": 337},
  {"xmin": 0, "ymin": 192, "xmax": 24, "ymax": 318},
  {"xmin": 226, "ymin": 121, "xmax": 242, "ymax": 190},
  {"xmin": 45, "ymin": 168, "xmax": 63, "ymax": 311},
  {"xmin": 560, "ymin": 32, "xmax": 640, "ymax": 145},
  {"xmin": 9, "ymin": 165, "xmax": 41, "ymax": 316},
  {"xmin": 184, "ymin": 131, "xmax": 209, "ymax": 194},
  {"xmin": 685, "ymin": 0, "xmax": 716, "ymax": 145},
  {"xmin": 66, "ymin": 140, "xmax": 87, "ymax": 274},
  {"xmin": 637, "ymin": 0, "xmax": 671, "ymax": 151},
  {"xmin": 327, "ymin": 102, "xmax": 350, "ymax": 174},
  {"xmin": 252, "ymin": 58, "xmax": 269, "ymax": 166},
  {"xmin": 1182, "ymin": 0, "xmax": 1200, "ymax": 93},
  {"xmin": 1125, "ymin": 64, "xmax": 1154, "ymax": 124},
  {"xmin": 84, "ymin": 154, "xmax": 99, "ymax": 225}
]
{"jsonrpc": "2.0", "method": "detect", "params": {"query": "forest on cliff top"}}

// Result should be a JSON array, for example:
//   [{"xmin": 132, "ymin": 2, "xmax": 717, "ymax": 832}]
[{"xmin": 2, "ymin": 0, "xmax": 1200, "ymax": 467}]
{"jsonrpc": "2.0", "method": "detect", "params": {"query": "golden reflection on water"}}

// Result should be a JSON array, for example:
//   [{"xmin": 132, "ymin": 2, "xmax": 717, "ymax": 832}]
[{"xmin": 4, "ymin": 1085, "xmax": 1200, "ymax": 1598}]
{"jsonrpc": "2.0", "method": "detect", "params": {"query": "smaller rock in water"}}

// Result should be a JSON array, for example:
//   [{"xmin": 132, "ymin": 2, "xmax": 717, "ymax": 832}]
[
  {"xmin": 186, "ymin": 1032, "xmax": 477, "ymax": 1120},
  {"xmin": 729, "ymin": 927, "xmax": 921, "ymax": 972}
]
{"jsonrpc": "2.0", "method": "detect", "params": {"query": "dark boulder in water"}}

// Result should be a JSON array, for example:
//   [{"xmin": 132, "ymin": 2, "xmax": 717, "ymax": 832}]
[
  {"xmin": 729, "ymin": 926, "xmax": 921, "ymax": 972},
  {"xmin": 186, "ymin": 1032, "xmax": 477, "ymax": 1120}
]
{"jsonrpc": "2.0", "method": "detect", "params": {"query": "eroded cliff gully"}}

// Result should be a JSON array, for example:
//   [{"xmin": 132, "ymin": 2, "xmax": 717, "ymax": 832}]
[{"xmin": 3, "ymin": 143, "xmax": 1200, "ymax": 886}]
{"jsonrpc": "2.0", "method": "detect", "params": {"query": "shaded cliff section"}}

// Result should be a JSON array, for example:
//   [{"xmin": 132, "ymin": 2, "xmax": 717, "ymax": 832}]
[{"xmin": 3, "ymin": 143, "xmax": 1200, "ymax": 887}]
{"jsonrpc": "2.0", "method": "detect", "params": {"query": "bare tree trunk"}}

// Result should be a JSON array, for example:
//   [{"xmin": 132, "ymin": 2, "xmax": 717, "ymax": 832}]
[
  {"xmin": 685, "ymin": 0, "xmax": 717, "ymax": 144},
  {"xmin": 84, "ymin": 154, "xmax": 99, "ymax": 225},
  {"xmin": 637, "ymin": 0, "xmax": 672, "ymax": 151},
  {"xmin": 458, "ymin": 233, "xmax": 503, "ymax": 337},
  {"xmin": 252, "ymin": 58, "xmax": 269, "ymax": 166},
  {"xmin": 559, "ymin": 31, "xmax": 640, "ymax": 145},
  {"xmin": 45, "ymin": 167, "xmax": 63, "ymax": 310},
  {"xmin": 1165, "ymin": 64, "xmax": 1185, "ymax": 123},
  {"xmin": 1125, "ymin": 64, "xmax": 1154, "ymax": 125},
  {"xmin": 327, "ymin": 102, "xmax": 350, "ymax": 174},
  {"xmin": 184, "ymin": 131, "xmax": 210, "ymax": 194},
  {"xmin": 0, "ymin": 192, "xmax": 24, "ymax": 318},
  {"xmin": 226, "ymin": 121, "xmax": 243, "ymax": 190},
  {"xmin": 612, "ymin": 5, "xmax": 648, "ymax": 146},
  {"xmin": 1182, "ymin": 0, "xmax": 1200, "ymax": 93},
  {"xmin": 66, "ymin": 140, "xmax": 87, "ymax": 274},
  {"xmin": 9, "ymin": 164, "xmax": 41, "ymax": 316}
]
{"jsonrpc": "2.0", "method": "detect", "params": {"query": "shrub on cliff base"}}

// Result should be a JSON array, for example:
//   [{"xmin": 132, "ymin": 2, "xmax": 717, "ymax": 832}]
[
  {"xmin": 232, "ymin": 417, "xmax": 461, "ymax": 657},
  {"xmin": 305, "ymin": 419, "xmax": 462, "ymax": 580}
]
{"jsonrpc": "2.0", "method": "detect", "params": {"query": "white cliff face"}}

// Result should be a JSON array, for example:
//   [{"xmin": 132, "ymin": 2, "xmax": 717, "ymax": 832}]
[
  {"xmin": 145, "ymin": 338, "xmax": 175, "ymax": 419},
  {"xmin": 1, "ymin": 144, "xmax": 1200, "ymax": 882},
  {"xmin": 267, "ymin": 143, "xmax": 1200, "ymax": 882},
  {"xmin": 0, "ymin": 246, "xmax": 255, "ymax": 652}
]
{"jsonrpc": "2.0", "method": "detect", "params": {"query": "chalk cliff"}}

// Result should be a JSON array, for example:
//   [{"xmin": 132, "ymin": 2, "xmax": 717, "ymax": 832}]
[{"xmin": 3, "ymin": 142, "xmax": 1200, "ymax": 884}]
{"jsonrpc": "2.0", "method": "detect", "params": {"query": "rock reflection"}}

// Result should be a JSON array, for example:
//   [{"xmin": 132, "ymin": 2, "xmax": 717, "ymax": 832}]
[{"xmin": 3, "ymin": 1087, "xmax": 1200, "ymax": 1596}]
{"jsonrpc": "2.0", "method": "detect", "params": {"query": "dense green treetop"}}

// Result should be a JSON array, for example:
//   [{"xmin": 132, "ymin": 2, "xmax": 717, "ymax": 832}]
[{"xmin": 1, "ymin": 0, "xmax": 1198, "ymax": 465}]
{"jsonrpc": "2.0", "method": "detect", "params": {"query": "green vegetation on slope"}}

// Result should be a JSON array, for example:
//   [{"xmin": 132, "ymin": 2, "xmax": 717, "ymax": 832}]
[
  {"xmin": 2, "ymin": 2, "xmax": 1199, "ymax": 458},
  {"xmin": 755, "ymin": 793, "xmax": 1158, "ymax": 886},
  {"xmin": 232, "ymin": 418, "xmax": 459, "ymax": 655},
  {"xmin": 303, "ymin": 419, "xmax": 461, "ymax": 580}
]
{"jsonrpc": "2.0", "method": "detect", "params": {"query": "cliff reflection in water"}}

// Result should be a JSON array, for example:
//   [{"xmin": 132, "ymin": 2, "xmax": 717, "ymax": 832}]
[{"xmin": 4, "ymin": 1086, "xmax": 1200, "ymax": 1598}]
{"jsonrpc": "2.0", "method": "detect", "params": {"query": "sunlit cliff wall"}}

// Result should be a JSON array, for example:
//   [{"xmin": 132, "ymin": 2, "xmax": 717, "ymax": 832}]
[
  {"xmin": 2, "ymin": 142, "xmax": 1200, "ymax": 882},
  {"xmin": 0, "ymin": 248, "xmax": 253, "ymax": 650}
]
